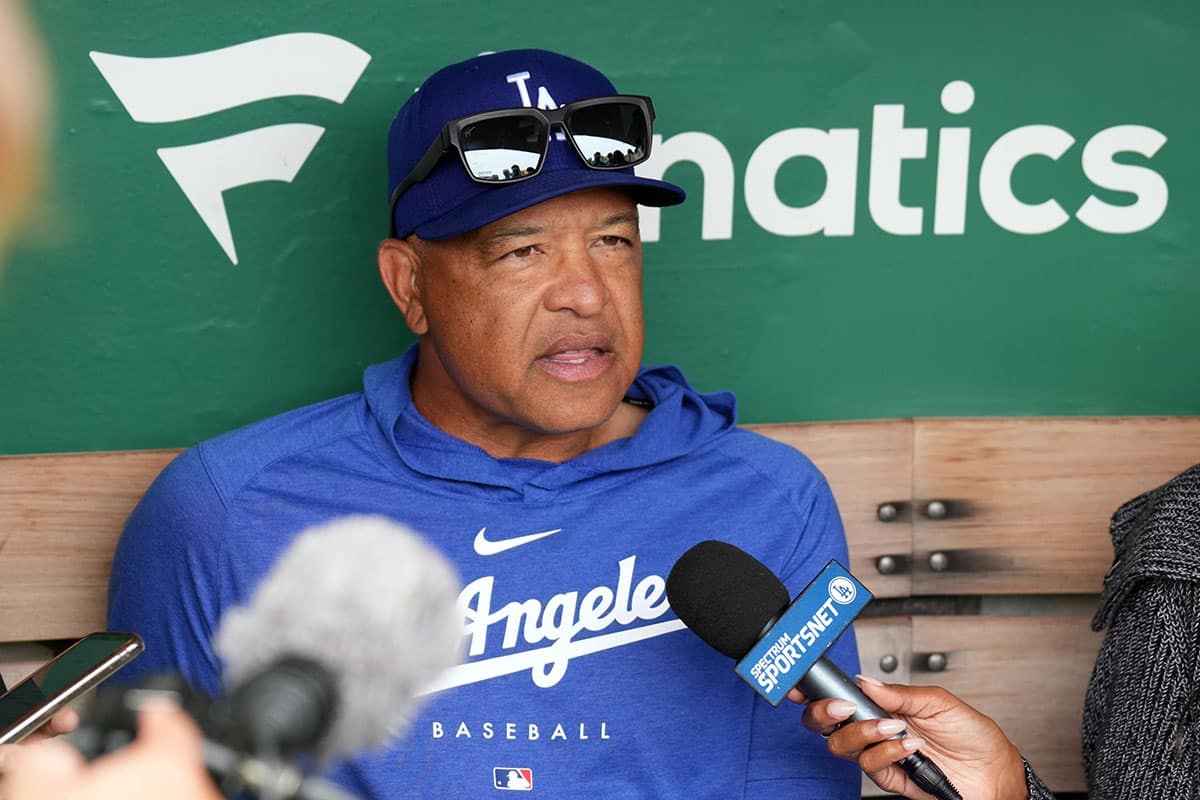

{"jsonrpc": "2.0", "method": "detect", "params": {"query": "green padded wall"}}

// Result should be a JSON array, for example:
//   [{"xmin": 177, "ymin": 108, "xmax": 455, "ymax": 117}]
[{"xmin": 2, "ymin": 1, "xmax": 1196, "ymax": 453}]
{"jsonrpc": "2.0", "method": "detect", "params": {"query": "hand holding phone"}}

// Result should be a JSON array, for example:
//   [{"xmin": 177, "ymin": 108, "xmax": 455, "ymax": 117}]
[{"xmin": 0, "ymin": 632, "xmax": 143, "ymax": 745}]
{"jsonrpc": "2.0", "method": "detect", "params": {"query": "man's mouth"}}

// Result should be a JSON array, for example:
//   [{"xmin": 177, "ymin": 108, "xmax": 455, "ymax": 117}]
[
  {"xmin": 537, "ymin": 338, "xmax": 615, "ymax": 382},
  {"xmin": 544, "ymin": 348, "xmax": 605, "ymax": 364}
]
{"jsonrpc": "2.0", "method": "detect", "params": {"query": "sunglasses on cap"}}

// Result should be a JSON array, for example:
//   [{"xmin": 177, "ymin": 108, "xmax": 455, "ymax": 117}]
[{"xmin": 389, "ymin": 94, "xmax": 656, "ymax": 236}]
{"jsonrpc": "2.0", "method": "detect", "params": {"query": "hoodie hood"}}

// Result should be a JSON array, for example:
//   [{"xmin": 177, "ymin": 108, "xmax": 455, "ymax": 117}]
[{"xmin": 362, "ymin": 345, "xmax": 736, "ymax": 499}]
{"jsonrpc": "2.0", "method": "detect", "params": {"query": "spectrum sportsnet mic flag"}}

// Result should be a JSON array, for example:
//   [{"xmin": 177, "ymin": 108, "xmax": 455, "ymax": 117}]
[{"xmin": 734, "ymin": 560, "xmax": 872, "ymax": 706}]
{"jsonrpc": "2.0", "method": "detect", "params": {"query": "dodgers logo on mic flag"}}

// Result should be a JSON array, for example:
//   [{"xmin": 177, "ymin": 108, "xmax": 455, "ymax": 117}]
[{"xmin": 734, "ymin": 560, "xmax": 871, "ymax": 706}]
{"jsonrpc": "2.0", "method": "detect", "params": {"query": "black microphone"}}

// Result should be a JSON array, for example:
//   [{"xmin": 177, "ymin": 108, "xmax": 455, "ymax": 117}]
[{"xmin": 666, "ymin": 540, "xmax": 962, "ymax": 800}]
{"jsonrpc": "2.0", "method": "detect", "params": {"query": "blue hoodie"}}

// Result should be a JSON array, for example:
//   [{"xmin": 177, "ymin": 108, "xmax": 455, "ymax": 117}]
[{"xmin": 108, "ymin": 346, "xmax": 860, "ymax": 799}]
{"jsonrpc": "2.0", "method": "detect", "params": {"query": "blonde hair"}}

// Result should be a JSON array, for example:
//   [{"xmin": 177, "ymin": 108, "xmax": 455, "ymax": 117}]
[{"xmin": 0, "ymin": 0, "xmax": 49, "ymax": 254}]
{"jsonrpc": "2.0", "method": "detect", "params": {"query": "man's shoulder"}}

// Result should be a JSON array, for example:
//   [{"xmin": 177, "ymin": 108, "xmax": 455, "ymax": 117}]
[
  {"xmin": 683, "ymin": 425, "xmax": 835, "ymax": 515},
  {"xmin": 189, "ymin": 391, "xmax": 372, "ymax": 501},
  {"xmin": 711, "ymin": 425, "xmax": 827, "ymax": 481}
]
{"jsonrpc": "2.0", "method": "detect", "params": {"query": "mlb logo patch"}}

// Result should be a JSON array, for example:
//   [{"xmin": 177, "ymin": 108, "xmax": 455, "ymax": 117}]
[{"xmin": 493, "ymin": 767, "xmax": 533, "ymax": 791}]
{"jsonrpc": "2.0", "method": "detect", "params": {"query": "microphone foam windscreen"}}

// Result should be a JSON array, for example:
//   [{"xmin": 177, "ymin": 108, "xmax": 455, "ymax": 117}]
[
  {"xmin": 666, "ymin": 540, "xmax": 791, "ymax": 659},
  {"xmin": 213, "ymin": 515, "xmax": 463, "ymax": 760}
]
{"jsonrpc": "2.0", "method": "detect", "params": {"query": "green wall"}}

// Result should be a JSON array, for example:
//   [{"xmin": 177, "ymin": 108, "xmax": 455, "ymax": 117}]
[{"xmin": 2, "ymin": 0, "xmax": 1196, "ymax": 454}]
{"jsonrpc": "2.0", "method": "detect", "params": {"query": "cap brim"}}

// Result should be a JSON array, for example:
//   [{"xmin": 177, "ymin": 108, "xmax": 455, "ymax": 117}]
[{"xmin": 413, "ymin": 170, "xmax": 686, "ymax": 241}]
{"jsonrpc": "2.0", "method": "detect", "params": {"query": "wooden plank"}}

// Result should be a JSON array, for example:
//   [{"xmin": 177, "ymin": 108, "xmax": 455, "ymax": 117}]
[
  {"xmin": 910, "ymin": 615, "xmax": 1103, "ymax": 793},
  {"xmin": 912, "ymin": 417, "xmax": 1200, "ymax": 594},
  {"xmin": 854, "ymin": 617, "xmax": 913, "ymax": 797},
  {"xmin": 749, "ymin": 421, "xmax": 914, "ymax": 598},
  {"xmin": 0, "ymin": 449, "xmax": 179, "ymax": 642},
  {"xmin": 0, "ymin": 641, "xmax": 56, "ymax": 688},
  {"xmin": 854, "ymin": 617, "xmax": 912, "ymax": 686}
]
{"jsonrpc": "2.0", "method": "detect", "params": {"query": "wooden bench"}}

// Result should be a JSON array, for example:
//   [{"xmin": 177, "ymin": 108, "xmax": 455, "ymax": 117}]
[{"xmin": 3, "ymin": 417, "xmax": 1198, "ymax": 795}]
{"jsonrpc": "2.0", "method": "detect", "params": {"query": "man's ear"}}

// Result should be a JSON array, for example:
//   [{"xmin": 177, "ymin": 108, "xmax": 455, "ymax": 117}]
[{"xmin": 378, "ymin": 238, "xmax": 428, "ymax": 335}]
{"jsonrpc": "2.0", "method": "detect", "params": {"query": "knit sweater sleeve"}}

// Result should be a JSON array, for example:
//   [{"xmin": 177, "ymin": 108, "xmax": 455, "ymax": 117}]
[
  {"xmin": 1024, "ymin": 758, "xmax": 1056, "ymax": 799},
  {"xmin": 1081, "ymin": 463, "xmax": 1200, "ymax": 798}
]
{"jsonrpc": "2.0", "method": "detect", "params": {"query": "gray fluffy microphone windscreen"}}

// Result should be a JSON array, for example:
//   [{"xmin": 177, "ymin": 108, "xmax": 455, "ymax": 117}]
[{"xmin": 212, "ymin": 515, "xmax": 463, "ymax": 760}]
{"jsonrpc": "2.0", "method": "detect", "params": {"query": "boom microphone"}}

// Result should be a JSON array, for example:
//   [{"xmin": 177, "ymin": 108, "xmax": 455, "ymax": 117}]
[
  {"xmin": 75, "ymin": 515, "xmax": 463, "ymax": 799},
  {"xmin": 666, "ymin": 540, "xmax": 962, "ymax": 800},
  {"xmin": 212, "ymin": 514, "xmax": 464, "ymax": 761}
]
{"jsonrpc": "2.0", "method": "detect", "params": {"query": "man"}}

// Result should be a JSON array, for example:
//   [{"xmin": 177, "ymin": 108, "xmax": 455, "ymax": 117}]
[{"xmin": 107, "ymin": 48, "xmax": 860, "ymax": 799}]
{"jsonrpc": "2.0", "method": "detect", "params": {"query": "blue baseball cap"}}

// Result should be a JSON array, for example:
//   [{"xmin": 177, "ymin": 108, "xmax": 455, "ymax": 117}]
[{"xmin": 387, "ymin": 49, "xmax": 686, "ymax": 240}]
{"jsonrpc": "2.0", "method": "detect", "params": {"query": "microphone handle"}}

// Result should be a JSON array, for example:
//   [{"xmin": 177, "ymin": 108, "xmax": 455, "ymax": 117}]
[
  {"xmin": 797, "ymin": 659, "xmax": 963, "ymax": 800},
  {"xmin": 203, "ymin": 739, "xmax": 361, "ymax": 800}
]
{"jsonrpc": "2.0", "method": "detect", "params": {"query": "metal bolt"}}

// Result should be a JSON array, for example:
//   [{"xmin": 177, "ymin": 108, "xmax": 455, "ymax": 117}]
[
  {"xmin": 925, "ymin": 652, "xmax": 948, "ymax": 672},
  {"xmin": 876, "ymin": 555, "xmax": 898, "ymax": 575},
  {"xmin": 925, "ymin": 500, "xmax": 947, "ymax": 519},
  {"xmin": 879, "ymin": 654, "xmax": 898, "ymax": 673},
  {"xmin": 929, "ymin": 551, "xmax": 950, "ymax": 572},
  {"xmin": 877, "ymin": 503, "xmax": 898, "ymax": 522}
]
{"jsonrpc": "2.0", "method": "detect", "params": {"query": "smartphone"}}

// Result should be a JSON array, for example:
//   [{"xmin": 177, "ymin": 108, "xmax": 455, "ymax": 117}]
[{"xmin": 0, "ymin": 631, "xmax": 144, "ymax": 744}]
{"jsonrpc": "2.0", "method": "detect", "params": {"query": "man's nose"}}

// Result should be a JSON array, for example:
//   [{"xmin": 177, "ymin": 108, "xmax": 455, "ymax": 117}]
[{"xmin": 543, "ymin": 246, "xmax": 608, "ymax": 316}]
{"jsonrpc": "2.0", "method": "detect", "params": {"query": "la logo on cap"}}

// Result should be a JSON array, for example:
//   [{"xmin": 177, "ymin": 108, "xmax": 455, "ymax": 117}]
[{"xmin": 506, "ymin": 70, "xmax": 558, "ymax": 109}]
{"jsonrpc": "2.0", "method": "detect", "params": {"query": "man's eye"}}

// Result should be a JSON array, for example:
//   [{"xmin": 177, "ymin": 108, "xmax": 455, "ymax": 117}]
[
  {"xmin": 508, "ymin": 245, "xmax": 536, "ymax": 259},
  {"xmin": 597, "ymin": 235, "xmax": 629, "ymax": 247}
]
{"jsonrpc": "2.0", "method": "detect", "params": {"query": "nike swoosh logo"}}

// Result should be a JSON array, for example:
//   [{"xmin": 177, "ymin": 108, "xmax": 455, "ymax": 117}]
[{"xmin": 473, "ymin": 527, "xmax": 563, "ymax": 556}]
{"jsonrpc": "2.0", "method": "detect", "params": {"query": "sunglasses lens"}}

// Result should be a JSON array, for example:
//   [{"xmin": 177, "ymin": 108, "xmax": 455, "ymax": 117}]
[
  {"xmin": 459, "ymin": 115, "xmax": 548, "ymax": 182},
  {"xmin": 567, "ymin": 102, "xmax": 650, "ymax": 168}
]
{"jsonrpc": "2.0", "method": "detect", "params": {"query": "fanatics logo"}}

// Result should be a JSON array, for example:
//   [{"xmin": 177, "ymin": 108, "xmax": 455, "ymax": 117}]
[
  {"xmin": 90, "ymin": 33, "xmax": 370, "ymax": 265},
  {"xmin": 493, "ymin": 767, "xmax": 533, "ymax": 791}
]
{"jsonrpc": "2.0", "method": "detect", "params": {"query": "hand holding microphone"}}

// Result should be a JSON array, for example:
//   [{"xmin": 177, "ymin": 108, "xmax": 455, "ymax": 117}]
[
  {"xmin": 666, "ymin": 541, "xmax": 963, "ymax": 800},
  {"xmin": 4, "ymin": 702, "xmax": 221, "ymax": 800},
  {"xmin": 791, "ymin": 677, "xmax": 1028, "ymax": 800}
]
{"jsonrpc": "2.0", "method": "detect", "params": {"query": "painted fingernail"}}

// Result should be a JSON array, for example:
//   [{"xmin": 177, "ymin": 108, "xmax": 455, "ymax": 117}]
[
  {"xmin": 876, "ymin": 719, "xmax": 906, "ymax": 736},
  {"xmin": 903, "ymin": 736, "xmax": 925, "ymax": 751},
  {"xmin": 827, "ymin": 699, "xmax": 857, "ymax": 718},
  {"xmin": 856, "ymin": 673, "xmax": 884, "ymax": 687}
]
